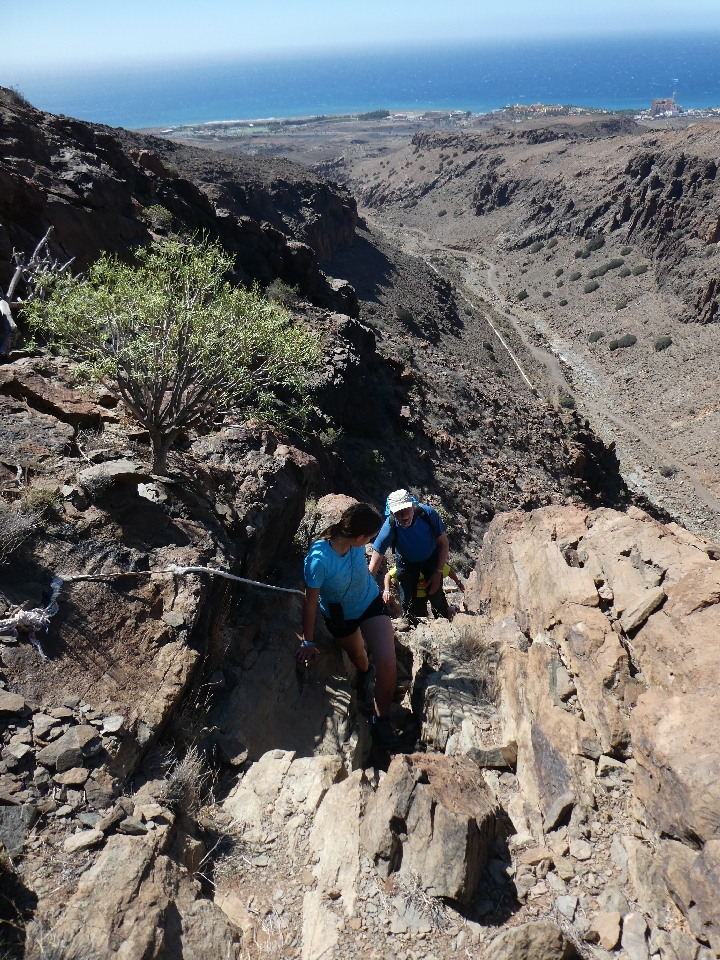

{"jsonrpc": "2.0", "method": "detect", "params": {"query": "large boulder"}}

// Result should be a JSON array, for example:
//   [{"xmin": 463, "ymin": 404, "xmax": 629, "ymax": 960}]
[
  {"xmin": 485, "ymin": 920, "xmax": 580, "ymax": 960},
  {"xmin": 361, "ymin": 753, "xmax": 498, "ymax": 904}
]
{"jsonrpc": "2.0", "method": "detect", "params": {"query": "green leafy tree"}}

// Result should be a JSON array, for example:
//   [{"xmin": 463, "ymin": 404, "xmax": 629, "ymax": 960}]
[{"xmin": 23, "ymin": 237, "xmax": 320, "ymax": 474}]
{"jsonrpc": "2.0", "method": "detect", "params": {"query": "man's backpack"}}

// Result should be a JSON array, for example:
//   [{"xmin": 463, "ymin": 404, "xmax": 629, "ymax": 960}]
[{"xmin": 388, "ymin": 505, "xmax": 439, "ymax": 554}]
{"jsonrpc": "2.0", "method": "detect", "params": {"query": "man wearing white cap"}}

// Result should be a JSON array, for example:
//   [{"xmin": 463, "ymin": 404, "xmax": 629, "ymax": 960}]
[{"xmin": 368, "ymin": 489, "xmax": 450, "ymax": 620}]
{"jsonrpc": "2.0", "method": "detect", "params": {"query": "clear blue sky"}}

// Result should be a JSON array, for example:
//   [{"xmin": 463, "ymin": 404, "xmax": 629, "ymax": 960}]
[{"xmin": 6, "ymin": 0, "xmax": 720, "ymax": 70}]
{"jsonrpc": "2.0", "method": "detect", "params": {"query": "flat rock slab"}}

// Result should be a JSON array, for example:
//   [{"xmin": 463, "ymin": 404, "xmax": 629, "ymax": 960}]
[
  {"xmin": 486, "ymin": 920, "xmax": 580, "ymax": 960},
  {"xmin": 0, "ymin": 691, "xmax": 26, "ymax": 715},
  {"xmin": 77, "ymin": 459, "xmax": 152, "ymax": 486},
  {"xmin": 64, "ymin": 829, "xmax": 104, "ymax": 853},
  {"xmin": 0, "ymin": 803, "xmax": 37, "ymax": 854},
  {"xmin": 361, "ymin": 753, "xmax": 498, "ymax": 904}
]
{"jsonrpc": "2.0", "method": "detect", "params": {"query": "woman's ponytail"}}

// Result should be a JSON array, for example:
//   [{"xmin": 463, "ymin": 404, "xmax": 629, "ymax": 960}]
[{"xmin": 318, "ymin": 502, "xmax": 382, "ymax": 541}]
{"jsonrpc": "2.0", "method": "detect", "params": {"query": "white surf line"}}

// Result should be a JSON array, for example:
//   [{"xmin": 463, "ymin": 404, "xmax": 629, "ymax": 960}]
[{"xmin": 423, "ymin": 255, "xmax": 535, "ymax": 392}]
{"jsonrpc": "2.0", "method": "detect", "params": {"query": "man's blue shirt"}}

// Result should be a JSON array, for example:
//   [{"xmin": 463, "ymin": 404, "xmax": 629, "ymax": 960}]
[{"xmin": 372, "ymin": 505, "xmax": 445, "ymax": 563}]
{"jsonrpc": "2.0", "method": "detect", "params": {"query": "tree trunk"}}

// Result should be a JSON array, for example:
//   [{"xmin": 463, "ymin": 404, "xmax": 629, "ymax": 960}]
[{"xmin": 150, "ymin": 431, "xmax": 169, "ymax": 476}]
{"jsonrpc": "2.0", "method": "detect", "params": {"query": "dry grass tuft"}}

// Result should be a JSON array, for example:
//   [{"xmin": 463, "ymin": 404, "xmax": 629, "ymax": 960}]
[
  {"xmin": 0, "ymin": 501, "xmax": 36, "ymax": 564},
  {"xmin": 159, "ymin": 746, "xmax": 207, "ymax": 814}
]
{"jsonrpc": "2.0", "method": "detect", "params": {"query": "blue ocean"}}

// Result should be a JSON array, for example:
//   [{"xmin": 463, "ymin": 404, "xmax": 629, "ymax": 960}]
[{"xmin": 4, "ymin": 33, "xmax": 720, "ymax": 130}]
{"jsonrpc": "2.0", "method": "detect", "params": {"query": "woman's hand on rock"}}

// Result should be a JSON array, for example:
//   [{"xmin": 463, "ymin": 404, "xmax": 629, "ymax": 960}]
[{"xmin": 296, "ymin": 642, "xmax": 320, "ymax": 666}]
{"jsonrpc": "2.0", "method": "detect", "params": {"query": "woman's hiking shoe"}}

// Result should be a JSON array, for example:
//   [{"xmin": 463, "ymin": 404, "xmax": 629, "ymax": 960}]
[{"xmin": 370, "ymin": 716, "xmax": 402, "ymax": 752}]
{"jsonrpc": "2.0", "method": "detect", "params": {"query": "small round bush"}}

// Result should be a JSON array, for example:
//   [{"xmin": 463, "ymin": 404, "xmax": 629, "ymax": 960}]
[
  {"xmin": 586, "ymin": 236, "xmax": 605, "ymax": 252},
  {"xmin": 659, "ymin": 464, "xmax": 676, "ymax": 478},
  {"xmin": 556, "ymin": 280, "xmax": 564, "ymax": 288},
  {"xmin": 608, "ymin": 258, "xmax": 625, "ymax": 269},
  {"xmin": 584, "ymin": 281, "xmax": 600, "ymax": 294},
  {"xmin": 559, "ymin": 394, "xmax": 576, "ymax": 409},
  {"xmin": 609, "ymin": 339, "xmax": 620, "ymax": 351},
  {"xmin": 395, "ymin": 305, "xmax": 414, "ymax": 323},
  {"xmin": 517, "ymin": 289, "xmax": 529, "ymax": 301},
  {"xmin": 589, "ymin": 330, "xmax": 604, "ymax": 343},
  {"xmin": 546, "ymin": 238, "xmax": 558, "ymax": 248},
  {"xmin": 620, "ymin": 246, "xmax": 632, "ymax": 256},
  {"xmin": 610, "ymin": 334, "xmax": 637, "ymax": 350},
  {"xmin": 632, "ymin": 264, "xmax": 648, "ymax": 276},
  {"xmin": 438, "ymin": 209, "xmax": 447, "ymax": 217},
  {"xmin": 615, "ymin": 297, "xmax": 628, "ymax": 311},
  {"xmin": 555, "ymin": 268, "xmax": 564, "ymax": 277},
  {"xmin": 619, "ymin": 266, "xmax": 632, "ymax": 278},
  {"xmin": 574, "ymin": 250, "xmax": 585, "ymax": 259},
  {"xmin": 542, "ymin": 291, "xmax": 552, "ymax": 298},
  {"xmin": 706, "ymin": 245, "xmax": 716, "ymax": 257},
  {"xmin": 654, "ymin": 335, "xmax": 673, "ymax": 351},
  {"xmin": 570, "ymin": 271, "xmax": 582, "ymax": 281},
  {"xmin": 529, "ymin": 241, "xmax": 544, "ymax": 254},
  {"xmin": 559, "ymin": 299, "xmax": 568, "ymax": 306}
]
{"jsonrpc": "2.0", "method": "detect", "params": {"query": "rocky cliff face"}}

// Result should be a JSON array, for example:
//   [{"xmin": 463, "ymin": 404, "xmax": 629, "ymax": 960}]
[{"xmin": 0, "ymin": 87, "xmax": 356, "ymax": 311}]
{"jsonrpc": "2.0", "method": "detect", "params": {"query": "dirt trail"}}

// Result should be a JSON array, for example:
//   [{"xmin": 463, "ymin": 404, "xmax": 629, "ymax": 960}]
[{"xmin": 373, "ymin": 216, "xmax": 720, "ymax": 529}]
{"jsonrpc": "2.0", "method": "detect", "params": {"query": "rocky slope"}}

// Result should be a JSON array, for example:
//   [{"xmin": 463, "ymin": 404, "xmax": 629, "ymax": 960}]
[
  {"xmin": 1, "ymin": 95, "xmax": 709, "ymax": 960},
  {"xmin": 344, "ymin": 119, "xmax": 720, "ymax": 540},
  {"xmin": 0, "ymin": 87, "xmax": 356, "ymax": 312}
]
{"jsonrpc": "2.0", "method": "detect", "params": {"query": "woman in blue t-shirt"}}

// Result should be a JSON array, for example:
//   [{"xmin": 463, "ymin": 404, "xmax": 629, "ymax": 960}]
[{"xmin": 298, "ymin": 502, "xmax": 399, "ymax": 751}]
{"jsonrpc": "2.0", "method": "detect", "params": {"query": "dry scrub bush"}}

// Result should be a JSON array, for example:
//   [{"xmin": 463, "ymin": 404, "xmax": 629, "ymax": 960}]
[
  {"xmin": 159, "ymin": 745, "xmax": 207, "ymax": 814},
  {"xmin": 449, "ymin": 622, "xmax": 499, "ymax": 704},
  {"xmin": 0, "ymin": 501, "xmax": 36, "ymax": 564}
]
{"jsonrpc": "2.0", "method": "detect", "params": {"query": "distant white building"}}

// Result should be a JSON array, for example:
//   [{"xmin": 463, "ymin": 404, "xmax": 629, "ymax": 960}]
[{"xmin": 650, "ymin": 94, "xmax": 682, "ymax": 117}]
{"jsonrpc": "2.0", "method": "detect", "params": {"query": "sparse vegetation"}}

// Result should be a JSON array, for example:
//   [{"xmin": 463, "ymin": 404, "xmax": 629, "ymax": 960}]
[
  {"xmin": 438, "ymin": 209, "xmax": 447, "ymax": 217},
  {"xmin": 659, "ymin": 464, "xmax": 677, "ymax": 477},
  {"xmin": 542, "ymin": 291, "xmax": 551, "ymax": 298},
  {"xmin": 620, "ymin": 246, "xmax": 632, "ymax": 256},
  {"xmin": 632, "ymin": 264, "xmax": 648, "ymax": 276},
  {"xmin": 607, "ymin": 258, "xmax": 625, "ymax": 269},
  {"xmin": 616, "ymin": 296, "xmax": 628, "ymax": 310},
  {"xmin": 546, "ymin": 238, "xmax": 558, "ymax": 248},
  {"xmin": 559, "ymin": 394, "xmax": 576, "ymax": 409},
  {"xmin": 529, "ymin": 241, "xmax": 544, "ymax": 253},
  {"xmin": 21, "ymin": 487, "xmax": 61, "ymax": 521},
  {"xmin": 23, "ymin": 236, "xmax": 320, "ymax": 474},
  {"xmin": 619, "ymin": 266, "xmax": 632, "ymax": 278},
  {"xmin": 556, "ymin": 280, "xmax": 564, "ymax": 287},
  {"xmin": 159, "ymin": 745, "xmax": 207, "ymax": 814},
  {"xmin": 265, "ymin": 278, "xmax": 300, "ymax": 308},
  {"xmin": 586, "ymin": 236, "xmax": 605, "ymax": 252},
  {"xmin": 0, "ymin": 501, "xmax": 37, "ymax": 563},
  {"xmin": 583, "ymin": 281, "xmax": 600, "ymax": 293},
  {"xmin": 554, "ymin": 268, "xmax": 564, "ymax": 277},
  {"xmin": 654, "ymin": 335, "xmax": 673, "ymax": 351},
  {"xmin": 357, "ymin": 109, "xmax": 390, "ymax": 120},
  {"xmin": 559, "ymin": 299, "xmax": 568, "ymax": 306},
  {"xmin": 395, "ymin": 305, "xmax": 414, "ymax": 323},
  {"xmin": 589, "ymin": 331, "xmax": 604, "ymax": 343},
  {"xmin": 517, "ymin": 289, "xmax": 529, "ymax": 301},
  {"xmin": 141, "ymin": 204, "xmax": 173, "ymax": 232},
  {"xmin": 569, "ymin": 271, "xmax": 582, "ymax": 281},
  {"xmin": 609, "ymin": 334, "xmax": 637, "ymax": 350}
]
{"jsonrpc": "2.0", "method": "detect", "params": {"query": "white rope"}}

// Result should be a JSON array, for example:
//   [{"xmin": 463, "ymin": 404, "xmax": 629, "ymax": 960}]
[
  {"xmin": 58, "ymin": 566, "xmax": 305, "ymax": 597},
  {"xmin": 0, "ymin": 566, "xmax": 304, "ymax": 659}
]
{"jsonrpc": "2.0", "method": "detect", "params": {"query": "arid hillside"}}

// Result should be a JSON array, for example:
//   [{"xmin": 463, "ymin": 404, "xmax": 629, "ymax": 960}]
[{"xmin": 340, "ymin": 118, "xmax": 720, "ymax": 540}]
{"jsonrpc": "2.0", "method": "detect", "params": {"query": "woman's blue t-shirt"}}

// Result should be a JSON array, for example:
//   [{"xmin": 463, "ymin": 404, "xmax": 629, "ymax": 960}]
[{"xmin": 304, "ymin": 540, "xmax": 379, "ymax": 619}]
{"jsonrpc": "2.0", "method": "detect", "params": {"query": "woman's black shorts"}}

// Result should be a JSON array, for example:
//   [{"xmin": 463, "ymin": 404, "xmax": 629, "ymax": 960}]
[{"xmin": 322, "ymin": 595, "xmax": 388, "ymax": 639}]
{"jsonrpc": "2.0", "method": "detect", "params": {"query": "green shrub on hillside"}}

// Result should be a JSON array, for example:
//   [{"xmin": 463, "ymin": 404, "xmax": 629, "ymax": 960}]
[
  {"xmin": 586, "ymin": 236, "xmax": 605, "ymax": 252},
  {"xmin": 609, "ymin": 334, "xmax": 637, "ymax": 350},
  {"xmin": 556, "ymin": 280, "xmax": 564, "ymax": 287},
  {"xmin": 517, "ymin": 290, "xmax": 529, "ymax": 301},
  {"xmin": 395, "ymin": 305, "xmax": 414, "ymax": 323},
  {"xmin": 569, "ymin": 271, "xmax": 582, "ymax": 281},
  {"xmin": 555, "ymin": 268, "xmax": 564, "ymax": 277},
  {"xmin": 542, "ymin": 291, "xmax": 551, "ymax": 298},
  {"xmin": 546, "ymin": 238, "xmax": 558, "ymax": 248},
  {"xmin": 438, "ymin": 209, "xmax": 447, "ymax": 217},
  {"xmin": 705, "ymin": 244, "xmax": 716, "ymax": 257},
  {"xmin": 23, "ymin": 236, "xmax": 320, "ymax": 474},
  {"xmin": 559, "ymin": 299, "xmax": 568, "ymax": 306},
  {"xmin": 659, "ymin": 464, "xmax": 677, "ymax": 477},
  {"xmin": 620, "ymin": 246, "xmax": 632, "ymax": 256},
  {"xmin": 559, "ymin": 394, "xmax": 576, "ymax": 409},
  {"xmin": 654, "ymin": 335, "xmax": 673, "ymax": 351},
  {"xmin": 632, "ymin": 264, "xmax": 648, "ymax": 276},
  {"xmin": 265, "ymin": 278, "xmax": 300, "ymax": 307},
  {"xmin": 607, "ymin": 258, "xmax": 625, "ymax": 269},
  {"xmin": 584, "ymin": 281, "xmax": 600, "ymax": 293},
  {"xmin": 619, "ymin": 266, "xmax": 632, "ymax": 277},
  {"xmin": 141, "ymin": 204, "xmax": 173, "ymax": 232},
  {"xmin": 358, "ymin": 110, "xmax": 390, "ymax": 120},
  {"xmin": 589, "ymin": 330, "xmax": 604, "ymax": 342},
  {"xmin": 529, "ymin": 241, "xmax": 544, "ymax": 254},
  {"xmin": 574, "ymin": 249, "xmax": 590, "ymax": 259}
]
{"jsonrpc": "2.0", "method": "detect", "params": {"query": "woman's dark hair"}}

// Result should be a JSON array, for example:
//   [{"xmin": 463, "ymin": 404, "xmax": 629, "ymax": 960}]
[{"xmin": 319, "ymin": 503, "xmax": 382, "ymax": 541}]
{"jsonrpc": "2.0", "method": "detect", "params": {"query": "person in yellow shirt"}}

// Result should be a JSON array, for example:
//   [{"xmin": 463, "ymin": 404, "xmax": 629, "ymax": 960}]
[{"xmin": 383, "ymin": 561, "xmax": 464, "ymax": 620}]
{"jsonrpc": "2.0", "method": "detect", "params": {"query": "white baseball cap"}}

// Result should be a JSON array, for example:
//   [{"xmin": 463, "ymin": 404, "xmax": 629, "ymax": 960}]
[{"xmin": 387, "ymin": 489, "xmax": 414, "ymax": 513}]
